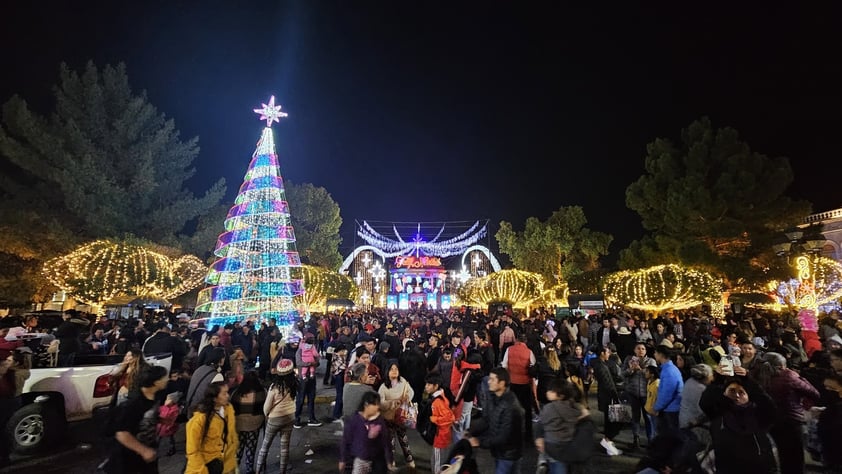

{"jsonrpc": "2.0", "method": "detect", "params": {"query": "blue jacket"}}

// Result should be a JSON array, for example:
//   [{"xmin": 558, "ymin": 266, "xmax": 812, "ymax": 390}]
[{"xmin": 654, "ymin": 360, "xmax": 683, "ymax": 413}]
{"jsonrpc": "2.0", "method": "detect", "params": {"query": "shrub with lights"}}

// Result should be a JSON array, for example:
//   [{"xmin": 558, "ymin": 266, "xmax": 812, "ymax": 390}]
[
  {"xmin": 455, "ymin": 269, "xmax": 544, "ymax": 307},
  {"xmin": 294, "ymin": 265, "xmax": 358, "ymax": 312},
  {"xmin": 43, "ymin": 239, "xmax": 207, "ymax": 306},
  {"xmin": 602, "ymin": 264, "xmax": 721, "ymax": 312}
]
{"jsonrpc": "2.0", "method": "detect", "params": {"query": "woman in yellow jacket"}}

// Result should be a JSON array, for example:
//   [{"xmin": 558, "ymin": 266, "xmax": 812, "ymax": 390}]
[{"xmin": 185, "ymin": 381, "xmax": 240, "ymax": 474}]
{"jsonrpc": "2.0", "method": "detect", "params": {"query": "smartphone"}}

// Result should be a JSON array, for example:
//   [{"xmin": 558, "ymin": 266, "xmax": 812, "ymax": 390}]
[{"xmin": 719, "ymin": 357, "xmax": 734, "ymax": 376}]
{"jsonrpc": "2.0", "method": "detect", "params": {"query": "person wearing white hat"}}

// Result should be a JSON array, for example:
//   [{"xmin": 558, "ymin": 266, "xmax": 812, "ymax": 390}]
[{"xmin": 255, "ymin": 359, "xmax": 298, "ymax": 474}]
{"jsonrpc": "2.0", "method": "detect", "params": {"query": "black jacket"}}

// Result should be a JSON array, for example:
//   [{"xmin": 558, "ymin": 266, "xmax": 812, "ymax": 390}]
[
  {"xmin": 699, "ymin": 377, "xmax": 778, "ymax": 473},
  {"xmin": 477, "ymin": 389, "xmax": 524, "ymax": 461},
  {"xmin": 143, "ymin": 332, "xmax": 188, "ymax": 371},
  {"xmin": 398, "ymin": 349, "xmax": 427, "ymax": 404},
  {"xmin": 54, "ymin": 320, "xmax": 82, "ymax": 355},
  {"xmin": 591, "ymin": 358, "xmax": 622, "ymax": 412}
]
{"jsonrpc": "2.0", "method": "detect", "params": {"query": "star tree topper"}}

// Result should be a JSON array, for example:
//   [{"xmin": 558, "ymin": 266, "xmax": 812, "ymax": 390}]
[{"xmin": 254, "ymin": 95, "xmax": 288, "ymax": 127}]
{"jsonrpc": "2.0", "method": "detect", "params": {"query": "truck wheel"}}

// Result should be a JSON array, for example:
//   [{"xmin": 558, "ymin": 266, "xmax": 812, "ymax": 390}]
[{"xmin": 6, "ymin": 403, "xmax": 57, "ymax": 455}]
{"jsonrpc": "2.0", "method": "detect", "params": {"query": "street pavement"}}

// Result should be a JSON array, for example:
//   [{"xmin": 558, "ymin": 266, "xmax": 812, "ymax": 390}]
[{"xmin": 0, "ymin": 359, "xmax": 657, "ymax": 474}]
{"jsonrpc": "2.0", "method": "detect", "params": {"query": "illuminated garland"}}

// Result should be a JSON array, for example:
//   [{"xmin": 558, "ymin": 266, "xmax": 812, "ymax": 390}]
[
  {"xmin": 357, "ymin": 221, "xmax": 488, "ymax": 257},
  {"xmin": 455, "ymin": 269, "xmax": 544, "ymax": 307},
  {"xmin": 771, "ymin": 256, "xmax": 842, "ymax": 308},
  {"xmin": 602, "ymin": 264, "xmax": 721, "ymax": 312},
  {"xmin": 43, "ymin": 239, "xmax": 207, "ymax": 305},
  {"xmin": 293, "ymin": 265, "xmax": 359, "ymax": 312}
]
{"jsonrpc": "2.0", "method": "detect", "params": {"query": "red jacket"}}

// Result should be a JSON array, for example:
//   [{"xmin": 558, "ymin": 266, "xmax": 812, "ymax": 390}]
[
  {"xmin": 430, "ymin": 391, "xmax": 455, "ymax": 448},
  {"xmin": 156, "ymin": 403, "xmax": 180, "ymax": 437}
]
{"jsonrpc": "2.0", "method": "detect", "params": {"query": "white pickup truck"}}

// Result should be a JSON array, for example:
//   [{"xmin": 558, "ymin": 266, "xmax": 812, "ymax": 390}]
[{"xmin": 7, "ymin": 352, "xmax": 172, "ymax": 454}]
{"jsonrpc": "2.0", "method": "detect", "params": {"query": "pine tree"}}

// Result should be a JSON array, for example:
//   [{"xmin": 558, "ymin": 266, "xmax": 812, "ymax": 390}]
[{"xmin": 196, "ymin": 97, "xmax": 305, "ymax": 333}]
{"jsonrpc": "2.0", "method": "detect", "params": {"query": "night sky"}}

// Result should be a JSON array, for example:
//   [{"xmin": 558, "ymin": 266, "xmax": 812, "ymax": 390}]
[{"xmin": 3, "ymin": 2, "xmax": 841, "ymax": 264}]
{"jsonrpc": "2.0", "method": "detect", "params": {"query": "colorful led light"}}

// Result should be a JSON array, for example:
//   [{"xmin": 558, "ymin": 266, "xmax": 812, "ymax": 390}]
[{"xmin": 196, "ymin": 97, "xmax": 305, "ymax": 334}]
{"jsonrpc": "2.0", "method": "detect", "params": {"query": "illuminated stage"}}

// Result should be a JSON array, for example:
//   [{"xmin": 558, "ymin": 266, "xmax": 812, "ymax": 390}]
[{"xmin": 340, "ymin": 221, "xmax": 502, "ymax": 309}]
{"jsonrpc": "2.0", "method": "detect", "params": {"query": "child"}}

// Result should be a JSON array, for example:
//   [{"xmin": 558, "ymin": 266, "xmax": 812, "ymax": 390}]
[
  {"xmin": 426, "ymin": 373, "xmax": 456, "ymax": 474},
  {"xmin": 535, "ymin": 378, "xmax": 589, "ymax": 474},
  {"xmin": 297, "ymin": 333, "xmax": 320, "ymax": 380},
  {"xmin": 157, "ymin": 391, "xmax": 181, "ymax": 455},
  {"xmin": 644, "ymin": 366, "xmax": 660, "ymax": 441},
  {"xmin": 339, "ymin": 391, "xmax": 394, "ymax": 473}
]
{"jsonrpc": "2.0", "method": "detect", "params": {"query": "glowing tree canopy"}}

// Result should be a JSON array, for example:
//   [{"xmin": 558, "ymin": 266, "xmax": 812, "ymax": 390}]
[
  {"xmin": 602, "ymin": 264, "xmax": 721, "ymax": 312},
  {"xmin": 456, "ymin": 269, "xmax": 544, "ymax": 307},
  {"xmin": 196, "ymin": 96, "xmax": 305, "ymax": 332},
  {"xmin": 771, "ymin": 256, "xmax": 842, "ymax": 309},
  {"xmin": 293, "ymin": 265, "xmax": 358, "ymax": 313},
  {"xmin": 43, "ymin": 239, "xmax": 207, "ymax": 305}
]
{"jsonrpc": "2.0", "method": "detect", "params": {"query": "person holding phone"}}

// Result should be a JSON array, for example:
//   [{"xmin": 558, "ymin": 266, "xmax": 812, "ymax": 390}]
[{"xmin": 622, "ymin": 343, "xmax": 657, "ymax": 448}]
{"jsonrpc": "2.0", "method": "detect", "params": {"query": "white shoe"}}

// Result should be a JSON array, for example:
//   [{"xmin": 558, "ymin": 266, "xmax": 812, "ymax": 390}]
[{"xmin": 600, "ymin": 438, "xmax": 622, "ymax": 456}]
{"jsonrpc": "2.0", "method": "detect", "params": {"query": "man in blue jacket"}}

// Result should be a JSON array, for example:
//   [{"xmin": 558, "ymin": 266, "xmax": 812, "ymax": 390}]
[{"xmin": 653, "ymin": 344, "xmax": 683, "ymax": 435}]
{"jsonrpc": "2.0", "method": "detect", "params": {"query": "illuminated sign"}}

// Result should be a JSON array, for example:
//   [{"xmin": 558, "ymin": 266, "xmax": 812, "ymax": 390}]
[{"xmin": 394, "ymin": 256, "xmax": 442, "ymax": 268}]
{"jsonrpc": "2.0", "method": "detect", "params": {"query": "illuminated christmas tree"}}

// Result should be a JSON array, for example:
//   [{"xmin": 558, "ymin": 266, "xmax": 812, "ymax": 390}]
[{"xmin": 196, "ymin": 96, "xmax": 305, "ymax": 334}]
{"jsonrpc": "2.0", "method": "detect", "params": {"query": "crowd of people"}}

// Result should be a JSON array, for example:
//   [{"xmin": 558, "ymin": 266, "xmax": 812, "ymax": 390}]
[{"xmin": 1, "ymin": 304, "xmax": 842, "ymax": 473}]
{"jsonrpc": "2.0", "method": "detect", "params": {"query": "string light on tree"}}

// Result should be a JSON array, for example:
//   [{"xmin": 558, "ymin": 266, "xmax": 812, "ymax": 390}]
[
  {"xmin": 455, "ymin": 269, "xmax": 544, "ymax": 307},
  {"xmin": 293, "ymin": 265, "xmax": 358, "ymax": 313},
  {"xmin": 43, "ymin": 239, "xmax": 207, "ymax": 306},
  {"xmin": 601, "ymin": 264, "xmax": 722, "ymax": 312}
]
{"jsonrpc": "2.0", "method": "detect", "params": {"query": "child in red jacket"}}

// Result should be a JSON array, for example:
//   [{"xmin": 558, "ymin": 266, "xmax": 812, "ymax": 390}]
[
  {"xmin": 156, "ymin": 391, "xmax": 181, "ymax": 455},
  {"xmin": 426, "ymin": 373, "xmax": 456, "ymax": 474}
]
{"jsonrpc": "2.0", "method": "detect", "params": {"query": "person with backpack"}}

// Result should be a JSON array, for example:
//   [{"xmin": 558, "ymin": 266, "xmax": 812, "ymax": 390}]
[{"xmin": 425, "ymin": 373, "xmax": 456, "ymax": 474}]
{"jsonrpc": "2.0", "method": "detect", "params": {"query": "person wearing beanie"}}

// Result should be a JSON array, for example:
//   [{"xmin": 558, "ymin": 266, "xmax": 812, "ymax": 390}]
[{"xmin": 256, "ymin": 360, "xmax": 298, "ymax": 474}]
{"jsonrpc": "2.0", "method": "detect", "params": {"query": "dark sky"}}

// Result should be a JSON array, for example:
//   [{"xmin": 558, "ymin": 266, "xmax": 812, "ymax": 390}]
[{"xmin": 3, "ymin": 2, "xmax": 841, "ymax": 264}]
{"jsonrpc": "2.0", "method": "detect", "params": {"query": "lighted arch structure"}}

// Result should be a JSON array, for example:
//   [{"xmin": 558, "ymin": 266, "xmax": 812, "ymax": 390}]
[
  {"xmin": 338, "ymin": 245, "xmax": 389, "ymax": 275},
  {"xmin": 460, "ymin": 245, "xmax": 502, "ymax": 272}
]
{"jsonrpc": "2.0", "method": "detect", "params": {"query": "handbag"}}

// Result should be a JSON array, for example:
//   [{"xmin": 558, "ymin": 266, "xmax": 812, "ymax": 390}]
[
  {"xmin": 205, "ymin": 458, "xmax": 223, "ymax": 474},
  {"xmin": 608, "ymin": 398, "xmax": 633, "ymax": 423},
  {"xmin": 394, "ymin": 383, "xmax": 418, "ymax": 429}
]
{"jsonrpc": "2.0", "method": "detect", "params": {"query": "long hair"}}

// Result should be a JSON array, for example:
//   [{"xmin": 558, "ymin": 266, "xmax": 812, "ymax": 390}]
[
  {"xmin": 546, "ymin": 347, "xmax": 561, "ymax": 372},
  {"xmin": 124, "ymin": 349, "xmax": 149, "ymax": 392},
  {"xmin": 382, "ymin": 360, "xmax": 400, "ymax": 389},
  {"xmin": 269, "ymin": 371, "xmax": 299, "ymax": 398},
  {"xmin": 195, "ymin": 381, "xmax": 227, "ymax": 444}
]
